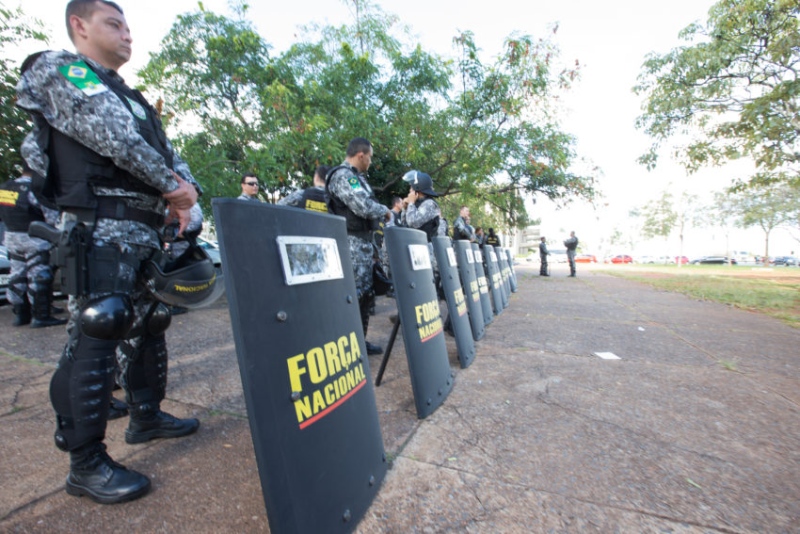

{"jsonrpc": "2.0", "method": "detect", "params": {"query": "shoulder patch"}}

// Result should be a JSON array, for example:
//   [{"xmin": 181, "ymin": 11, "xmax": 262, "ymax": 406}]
[
  {"xmin": 125, "ymin": 97, "xmax": 148, "ymax": 120},
  {"xmin": 347, "ymin": 176, "xmax": 363, "ymax": 191},
  {"xmin": 58, "ymin": 61, "xmax": 108, "ymax": 97}
]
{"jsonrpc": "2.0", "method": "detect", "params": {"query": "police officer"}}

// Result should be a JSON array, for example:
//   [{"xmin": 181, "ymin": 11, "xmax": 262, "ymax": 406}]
[
  {"xmin": 237, "ymin": 173, "xmax": 262, "ymax": 201},
  {"xmin": 278, "ymin": 165, "xmax": 329, "ymax": 213},
  {"xmin": 17, "ymin": 0, "xmax": 202, "ymax": 504},
  {"xmin": 325, "ymin": 137, "xmax": 390, "ymax": 355},
  {"xmin": 452, "ymin": 206, "xmax": 475, "ymax": 242},
  {"xmin": 0, "ymin": 165, "xmax": 66, "ymax": 327},
  {"xmin": 564, "ymin": 230, "xmax": 579, "ymax": 277},
  {"xmin": 485, "ymin": 228, "xmax": 500, "ymax": 247},
  {"xmin": 539, "ymin": 236, "xmax": 550, "ymax": 276},
  {"xmin": 401, "ymin": 170, "xmax": 447, "ymax": 244}
]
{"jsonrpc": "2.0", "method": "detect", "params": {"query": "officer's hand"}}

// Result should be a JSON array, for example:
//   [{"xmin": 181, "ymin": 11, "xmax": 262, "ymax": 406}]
[
  {"xmin": 163, "ymin": 173, "xmax": 198, "ymax": 210},
  {"xmin": 166, "ymin": 207, "xmax": 192, "ymax": 237}
]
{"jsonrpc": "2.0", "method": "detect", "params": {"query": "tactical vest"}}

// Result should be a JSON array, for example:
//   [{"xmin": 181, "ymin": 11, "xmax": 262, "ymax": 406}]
[
  {"xmin": 300, "ymin": 186, "xmax": 328, "ymax": 213},
  {"xmin": 325, "ymin": 164, "xmax": 373, "ymax": 236},
  {"xmin": 485, "ymin": 235, "xmax": 500, "ymax": 246},
  {"xmin": 28, "ymin": 54, "xmax": 172, "ymax": 227},
  {"xmin": 415, "ymin": 197, "xmax": 441, "ymax": 243},
  {"xmin": 0, "ymin": 178, "xmax": 44, "ymax": 232}
]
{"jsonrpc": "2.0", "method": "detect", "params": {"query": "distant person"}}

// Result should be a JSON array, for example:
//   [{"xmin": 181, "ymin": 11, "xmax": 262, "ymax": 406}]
[
  {"xmin": 237, "ymin": 173, "xmax": 261, "ymax": 201},
  {"xmin": 564, "ymin": 231, "xmax": 579, "ymax": 277},
  {"xmin": 452, "ymin": 206, "xmax": 475, "ymax": 242},
  {"xmin": 485, "ymin": 228, "xmax": 500, "ymax": 247},
  {"xmin": 386, "ymin": 196, "xmax": 404, "ymax": 228},
  {"xmin": 278, "ymin": 165, "xmax": 329, "ymax": 213},
  {"xmin": 474, "ymin": 227, "xmax": 485, "ymax": 246},
  {"xmin": 539, "ymin": 236, "xmax": 550, "ymax": 276},
  {"xmin": 0, "ymin": 165, "xmax": 66, "ymax": 327}
]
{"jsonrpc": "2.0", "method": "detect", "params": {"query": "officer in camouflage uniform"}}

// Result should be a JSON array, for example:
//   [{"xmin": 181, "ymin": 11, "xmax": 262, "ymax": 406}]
[
  {"xmin": 452, "ymin": 206, "xmax": 476, "ymax": 242},
  {"xmin": 16, "ymin": 0, "xmax": 201, "ymax": 504},
  {"xmin": 0, "ymin": 165, "xmax": 66, "ymax": 327},
  {"xmin": 401, "ymin": 170, "xmax": 448, "ymax": 260},
  {"xmin": 278, "ymin": 165, "xmax": 329, "ymax": 213},
  {"xmin": 325, "ymin": 138, "xmax": 390, "ymax": 355}
]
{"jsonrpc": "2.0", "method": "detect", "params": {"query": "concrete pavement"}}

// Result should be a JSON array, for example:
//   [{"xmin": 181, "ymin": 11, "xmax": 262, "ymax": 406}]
[{"xmin": 1, "ymin": 263, "xmax": 798, "ymax": 533}]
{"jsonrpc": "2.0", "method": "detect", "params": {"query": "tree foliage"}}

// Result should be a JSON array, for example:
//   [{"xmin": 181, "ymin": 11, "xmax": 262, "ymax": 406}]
[
  {"xmin": 0, "ymin": 5, "xmax": 47, "ymax": 179},
  {"xmin": 725, "ymin": 181, "xmax": 800, "ymax": 257},
  {"xmin": 139, "ymin": 0, "xmax": 596, "ymax": 228},
  {"xmin": 634, "ymin": 0, "xmax": 799, "ymax": 186}
]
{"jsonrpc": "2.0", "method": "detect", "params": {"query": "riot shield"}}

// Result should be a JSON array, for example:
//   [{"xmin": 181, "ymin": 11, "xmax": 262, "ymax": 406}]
[
  {"xmin": 471, "ymin": 243, "xmax": 495, "ymax": 324},
  {"xmin": 504, "ymin": 248, "xmax": 518, "ymax": 293},
  {"xmin": 384, "ymin": 226, "xmax": 454, "ymax": 418},
  {"xmin": 494, "ymin": 245, "xmax": 513, "ymax": 301},
  {"xmin": 483, "ymin": 245, "xmax": 506, "ymax": 314},
  {"xmin": 213, "ymin": 199, "xmax": 387, "ymax": 534},
  {"xmin": 453, "ymin": 240, "xmax": 487, "ymax": 338},
  {"xmin": 432, "ymin": 237, "xmax": 475, "ymax": 369}
]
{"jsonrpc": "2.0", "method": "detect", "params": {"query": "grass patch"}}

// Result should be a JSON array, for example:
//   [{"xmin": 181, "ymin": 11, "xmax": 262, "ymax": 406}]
[{"xmin": 599, "ymin": 265, "xmax": 800, "ymax": 328}]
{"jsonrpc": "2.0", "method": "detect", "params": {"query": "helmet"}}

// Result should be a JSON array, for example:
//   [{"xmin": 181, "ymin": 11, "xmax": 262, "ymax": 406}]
[
  {"xmin": 402, "ymin": 170, "xmax": 439, "ymax": 197},
  {"xmin": 143, "ymin": 242, "xmax": 224, "ymax": 309}
]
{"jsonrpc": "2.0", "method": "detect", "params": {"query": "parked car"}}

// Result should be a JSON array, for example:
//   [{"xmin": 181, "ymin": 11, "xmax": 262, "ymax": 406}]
[
  {"xmin": 548, "ymin": 249, "xmax": 568, "ymax": 263},
  {"xmin": 574, "ymin": 254, "xmax": 597, "ymax": 263},
  {"xmin": 773, "ymin": 256, "xmax": 798, "ymax": 267},
  {"xmin": 690, "ymin": 256, "xmax": 737, "ymax": 265},
  {"xmin": 0, "ymin": 245, "xmax": 9, "ymax": 304},
  {"xmin": 609, "ymin": 254, "xmax": 633, "ymax": 264},
  {"xmin": 197, "ymin": 237, "xmax": 222, "ymax": 270}
]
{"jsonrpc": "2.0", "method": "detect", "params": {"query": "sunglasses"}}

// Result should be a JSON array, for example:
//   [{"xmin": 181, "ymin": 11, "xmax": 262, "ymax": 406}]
[{"xmin": 245, "ymin": 182, "xmax": 259, "ymax": 186}]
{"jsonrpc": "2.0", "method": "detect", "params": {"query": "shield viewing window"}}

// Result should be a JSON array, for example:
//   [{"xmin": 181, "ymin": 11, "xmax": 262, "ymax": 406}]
[
  {"xmin": 408, "ymin": 244, "xmax": 432, "ymax": 271},
  {"xmin": 276, "ymin": 236, "xmax": 344, "ymax": 286}
]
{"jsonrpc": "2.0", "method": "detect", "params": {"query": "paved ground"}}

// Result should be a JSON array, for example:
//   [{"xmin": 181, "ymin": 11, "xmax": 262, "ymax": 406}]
[{"xmin": 1, "ymin": 263, "xmax": 798, "ymax": 533}]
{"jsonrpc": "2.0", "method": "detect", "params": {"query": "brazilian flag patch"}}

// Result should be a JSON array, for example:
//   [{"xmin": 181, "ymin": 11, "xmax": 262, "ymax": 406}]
[
  {"xmin": 58, "ymin": 61, "xmax": 108, "ymax": 97},
  {"xmin": 347, "ymin": 176, "xmax": 363, "ymax": 191}
]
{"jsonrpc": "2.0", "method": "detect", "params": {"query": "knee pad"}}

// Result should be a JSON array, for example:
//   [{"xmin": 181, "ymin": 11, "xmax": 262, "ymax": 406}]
[
  {"xmin": 80, "ymin": 294, "xmax": 134, "ymax": 340},
  {"xmin": 31, "ymin": 265, "xmax": 54, "ymax": 286},
  {"xmin": 145, "ymin": 303, "xmax": 172, "ymax": 337}
]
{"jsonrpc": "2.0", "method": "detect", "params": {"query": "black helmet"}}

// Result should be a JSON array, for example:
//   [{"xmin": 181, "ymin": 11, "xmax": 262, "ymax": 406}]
[
  {"xmin": 402, "ymin": 170, "xmax": 439, "ymax": 197},
  {"xmin": 143, "ymin": 243, "xmax": 223, "ymax": 309}
]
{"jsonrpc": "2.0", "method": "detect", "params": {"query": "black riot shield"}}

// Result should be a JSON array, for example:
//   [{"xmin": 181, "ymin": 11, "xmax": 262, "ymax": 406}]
[
  {"xmin": 212, "ymin": 199, "xmax": 387, "ymax": 534},
  {"xmin": 432, "ymin": 237, "xmax": 475, "ymax": 369},
  {"xmin": 453, "ymin": 240, "xmax": 487, "ymax": 339},
  {"xmin": 471, "ymin": 243, "xmax": 495, "ymax": 324},
  {"xmin": 482, "ymin": 244, "xmax": 506, "ymax": 314},
  {"xmin": 494, "ymin": 246, "xmax": 513, "ymax": 301},
  {"xmin": 384, "ymin": 226, "xmax": 454, "ymax": 418},
  {"xmin": 505, "ymin": 248, "xmax": 518, "ymax": 293}
]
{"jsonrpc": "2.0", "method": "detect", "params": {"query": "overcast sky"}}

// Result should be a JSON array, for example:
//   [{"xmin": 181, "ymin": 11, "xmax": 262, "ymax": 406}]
[{"xmin": 15, "ymin": 0, "xmax": 797, "ymax": 256}]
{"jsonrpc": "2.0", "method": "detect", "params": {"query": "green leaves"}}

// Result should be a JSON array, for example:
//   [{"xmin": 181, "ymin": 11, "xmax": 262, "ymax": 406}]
[
  {"xmin": 140, "ymin": 0, "xmax": 596, "ymax": 229},
  {"xmin": 635, "ymin": 0, "xmax": 800, "ymax": 186}
]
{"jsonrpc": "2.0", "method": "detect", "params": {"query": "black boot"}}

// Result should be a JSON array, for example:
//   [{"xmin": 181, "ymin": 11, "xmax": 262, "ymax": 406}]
[
  {"xmin": 66, "ymin": 442, "xmax": 150, "ymax": 504},
  {"xmin": 126, "ymin": 404, "xmax": 199, "ymax": 444},
  {"xmin": 108, "ymin": 397, "xmax": 129, "ymax": 420},
  {"xmin": 12, "ymin": 303, "xmax": 32, "ymax": 326},
  {"xmin": 30, "ymin": 290, "xmax": 67, "ymax": 328}
]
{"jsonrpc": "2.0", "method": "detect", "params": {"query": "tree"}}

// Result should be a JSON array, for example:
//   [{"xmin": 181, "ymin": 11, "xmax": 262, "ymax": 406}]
[
  {"xmin": 0, "ymin": 6, "xmax": 47, "ymax": 179},
  {"xmin": 727, "ymin": 181, "xmax": 800, "ymax": 259},
  {"xmin": 634, "ymin": 0, "xmax": 800, "ymax": 186},
  {"xmin": 139, "ymin": 1, "xmax": 597, "ymax": 225},
  {"xmin": 632, "ymin": 190, "xmax": 700, "ymax": 265}
]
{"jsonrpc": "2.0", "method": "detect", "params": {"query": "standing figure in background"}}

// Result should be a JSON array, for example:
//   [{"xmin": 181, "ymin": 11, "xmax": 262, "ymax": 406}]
[
  {"xmin": 538, "ymin": 236, "xmax": 550, "ymax": 276},
  {"xmin": 485, "ymin": 228, "xmax": 500, "ymax": 247},
  {"xmin": 278, "ymin": 165, "xmax": 329, "ymax": 213},
  {"xmin": 0, "ymin": 165, "xmax": 66, "ymax": 327},
  {"xmin": 564, "ymin": 231, "xmax": 579, "ymax": 277},
  {"xmin": 325, "ymin": 137, "xmax": 390, "ymax": 355},
  {"xmin": 237, "ymin": 173, "xmax": 261, "ymax": 201},
  {"xmin": 452, "ymin": 205, "xmax": 475, "ymax": 242}
]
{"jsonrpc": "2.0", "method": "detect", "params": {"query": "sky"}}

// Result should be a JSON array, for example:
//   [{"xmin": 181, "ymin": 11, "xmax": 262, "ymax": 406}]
[{"xmin": 12, "ymin": 0, "xmax": 798, "ymax": 257}]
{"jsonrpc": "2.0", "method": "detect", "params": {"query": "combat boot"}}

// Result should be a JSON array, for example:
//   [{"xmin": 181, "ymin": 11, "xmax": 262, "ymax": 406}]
[
  {"xmin": 66, "ymin": 442, "xmax": 150, "ymax": 504},
  {"xmin": 125, "ymin": 404, "xmax": 199, "ymax": 444},
  {"xmin": 12, "ymin": 303, "xmax": 32, "ymax": 326},
  {"xmin": 30, "ymin": 291, "xmax": 67, "ymax": 328}
]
